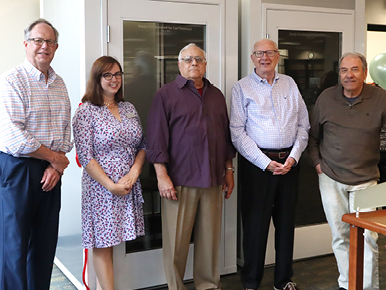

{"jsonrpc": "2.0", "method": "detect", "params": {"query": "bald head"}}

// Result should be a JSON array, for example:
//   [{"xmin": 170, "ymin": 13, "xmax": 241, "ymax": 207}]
[
  {"xmin": 251, "ymin": 39, "xmax": 279, "ymax": 84},
  {"xmin": 252, "ymin": 39, "xmax": 278, "ymax": 53}
]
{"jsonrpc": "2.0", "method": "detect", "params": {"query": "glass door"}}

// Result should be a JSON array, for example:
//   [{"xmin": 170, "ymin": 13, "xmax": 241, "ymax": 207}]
[
  {"xmin": 122, "ymin": 21, "xmax": 206, "ymax": 254},
  {"xmin": 105, "ymin": 0, "xmax": 236, "ymax": 289},
  {"xmin": 264, "ymin": 4, "xmax": 355, "ymax": 263}
]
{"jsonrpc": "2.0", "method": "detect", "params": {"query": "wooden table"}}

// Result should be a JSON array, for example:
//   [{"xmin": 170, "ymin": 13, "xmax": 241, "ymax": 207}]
[{"xmin": 342, "ymin": 210, "xmax": 386, "ymax": 290}]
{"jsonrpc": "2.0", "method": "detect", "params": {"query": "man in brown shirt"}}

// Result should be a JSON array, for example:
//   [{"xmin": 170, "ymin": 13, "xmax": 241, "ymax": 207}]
[{"xmin": 308, "ymin": 52, "xmax": 386, "ymax": 290}]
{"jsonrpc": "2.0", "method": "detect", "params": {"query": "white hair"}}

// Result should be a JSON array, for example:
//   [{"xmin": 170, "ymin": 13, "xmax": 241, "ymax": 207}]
[{"xmin": 178, "ymin": 43, "xmax": 206, "ymax": 61}]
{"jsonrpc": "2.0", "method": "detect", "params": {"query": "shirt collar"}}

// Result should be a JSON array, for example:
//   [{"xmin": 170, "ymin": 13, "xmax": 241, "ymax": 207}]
[
  {"xmin": 337, "ymin": 83, "xmax": 371, "ymax": 102},
  {"xmin": 252, "ymin": 69, "xmax": 279, "ymax": 84},
  {"xmin": 175, "ymin": 74, "xmax": 209, "ymax": 89},
  {"xmin": 23, "ymin": 59, "xmax": 56, "ymax": 83}
]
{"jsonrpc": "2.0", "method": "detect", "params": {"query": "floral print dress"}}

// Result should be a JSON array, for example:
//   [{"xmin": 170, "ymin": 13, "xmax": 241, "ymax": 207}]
[{"xmin": 73, "ymin": 101, "xmax": 145, "ymax": 249}]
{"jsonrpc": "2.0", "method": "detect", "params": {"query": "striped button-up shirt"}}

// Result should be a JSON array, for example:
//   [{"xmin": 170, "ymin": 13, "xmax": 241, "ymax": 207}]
[
  {"xmin": 230, "ymin": 70, "xmax": 310, "ymax": 170},
  {"xmin": 0, "ymin": 59, "xmax": 73, "ymax": 157}
]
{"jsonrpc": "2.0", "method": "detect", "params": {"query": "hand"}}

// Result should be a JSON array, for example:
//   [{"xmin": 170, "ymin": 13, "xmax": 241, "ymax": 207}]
[
  {"xmin": 266, "ymin": 160, "xmax": 287, "ymax": 175},
  {"xmin": 108, "ymin": 183, "xmax": 131, "ymax": 197},
  {"xmin": 158, "ymin": 175, "xmax": 177, "ymax": 200},
  {"xmin": 222, "ymin": 170, "xmax": 234, "ymax": 199},
  {"xmin": 266, "ymin": 158, "xmax": 292, "ymax": 175},
  {"xmin": 51, "ymin": 152, "xmax": 69, "ymax": 174},
  {"xmin": 41, "ymin": 165, "xmax": 61, "ymax": 191},
  {"xmin": 315, "ymin": 164, "xmax": 323, "ymax": 174},
  {"xmin": 117, "ymin": 168, "xmax": 140, "ymax": 190},
  {"xmin": 283, "ymin": 157, "xmax": 295, "ymax": 170}
]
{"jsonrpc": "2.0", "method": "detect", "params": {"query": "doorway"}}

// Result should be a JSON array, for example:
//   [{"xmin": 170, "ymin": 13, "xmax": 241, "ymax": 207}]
[
  {"xmin": 262, "ymin": 4, "xmax": 355, "ymax": 263},
  {"xmin": 105, "ymin": 0, "xmax": 238, "ymax": 289}
]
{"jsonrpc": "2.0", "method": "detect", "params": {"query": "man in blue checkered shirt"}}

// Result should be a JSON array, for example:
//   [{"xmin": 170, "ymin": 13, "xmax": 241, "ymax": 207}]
[{"xmin": 230, "ymin": 39, "xmax": 309, "ymax": 290}]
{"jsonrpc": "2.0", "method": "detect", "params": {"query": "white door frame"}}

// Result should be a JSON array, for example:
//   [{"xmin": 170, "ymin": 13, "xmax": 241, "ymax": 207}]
[
  {"xmin": 240, "ymin": 1, "xmax": 365, "ymax": 78},
  {"xmin": 265, "ymin": 3, "xmax": 355, "ymax": 264}
]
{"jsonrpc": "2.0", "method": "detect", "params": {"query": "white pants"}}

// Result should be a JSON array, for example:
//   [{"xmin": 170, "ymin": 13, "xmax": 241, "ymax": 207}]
[{"xmin": 318, "ymin": 173, "xmax": 379, "ymax": 290}]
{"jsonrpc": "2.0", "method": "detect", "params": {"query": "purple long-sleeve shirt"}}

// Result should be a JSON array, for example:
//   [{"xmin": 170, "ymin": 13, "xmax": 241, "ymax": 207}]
[{"xmin": 146, "ymin": 74, "xmax": 236, "ymax": 188}]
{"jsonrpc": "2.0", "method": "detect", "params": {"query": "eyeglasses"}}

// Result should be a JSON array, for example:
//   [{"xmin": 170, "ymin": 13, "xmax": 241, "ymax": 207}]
[
  {"xmin": 102, "ymin": 72, "xmax": 123, "ymax": 80},
  {"xmin": 27, "ymin": 38, "xmax": 58, "ymax": 47},
  {"xmin": 179, "ymin": 56, "xmax": 207, "ymax": 64},
  {"xmin": 252, "ymin": 50, "xmax": 278, "ymax": 58}
]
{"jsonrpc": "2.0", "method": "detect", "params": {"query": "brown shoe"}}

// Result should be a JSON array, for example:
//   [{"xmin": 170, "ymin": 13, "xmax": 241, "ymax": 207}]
[{"xmin": 273, "ymin": 282, "xmax": 299, "ymax": 290}]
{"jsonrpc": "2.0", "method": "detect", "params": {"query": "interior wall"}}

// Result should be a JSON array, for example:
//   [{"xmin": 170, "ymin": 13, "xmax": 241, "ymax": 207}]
[
  {"xmin": 366, "ymin": 0, "xmax": 386, "ymax": 25},
  {"xmin": 42, "ymin": 0, "xmax": 82, "ymax": 237},
  {"xmin": 365, "ymin": 0, "xmax": 386, "ymax": 83},
  {"xmin": 0, "ymin": 0, "xmax": 40, "ymax": 74}
]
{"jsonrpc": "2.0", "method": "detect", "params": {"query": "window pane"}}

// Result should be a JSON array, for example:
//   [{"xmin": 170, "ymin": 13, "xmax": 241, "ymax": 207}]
[{"xmin": 123, "ymin": 21, "xmax": 205, "ymax": 253}]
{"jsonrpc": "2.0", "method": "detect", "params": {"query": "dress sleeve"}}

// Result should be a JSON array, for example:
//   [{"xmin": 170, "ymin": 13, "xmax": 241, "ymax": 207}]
[
  {"xmin": 131, "ymin": 103, "xmax": 146, "ymax": 152},
  {"xmin": 72, "ymin": 103, "xmax": 95, "ymax": 168}
]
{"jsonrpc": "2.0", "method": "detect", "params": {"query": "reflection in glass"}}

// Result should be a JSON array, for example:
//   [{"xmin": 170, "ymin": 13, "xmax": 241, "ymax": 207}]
[
  {"xmin": 278, "ymin": 30, "xmax": 341, "ymax": 227},
  {"xmin": 123, "ymin": 21, "xmax": 205, "ymax": 253}
]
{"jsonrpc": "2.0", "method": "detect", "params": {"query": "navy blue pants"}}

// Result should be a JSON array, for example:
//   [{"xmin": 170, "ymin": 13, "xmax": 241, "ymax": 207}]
[
  {"xmin": 0, "ymin": 152, "xmax": 61, "ymax": 290},
  {"xmin": 240, "ymin": 155, "xmax": 299, "ymax": 290}
]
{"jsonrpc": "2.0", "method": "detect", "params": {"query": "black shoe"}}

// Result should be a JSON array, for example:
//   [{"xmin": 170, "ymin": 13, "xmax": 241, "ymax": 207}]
[
  {"xmin": 273, "ymin": 282, "xmax": 299, "ymax": 290},
  {"xmin": 338, "ymin": 288, "xmax": 347, "ymax": 290}
]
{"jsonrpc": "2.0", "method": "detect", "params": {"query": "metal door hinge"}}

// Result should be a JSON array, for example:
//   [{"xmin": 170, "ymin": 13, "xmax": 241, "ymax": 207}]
[{"xmin": 106, "ymin": 25, "xmax": 110, "ymax": 43}]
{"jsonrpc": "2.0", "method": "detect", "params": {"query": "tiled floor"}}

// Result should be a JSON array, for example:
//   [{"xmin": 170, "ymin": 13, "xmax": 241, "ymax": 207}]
[
  {"xmin": 50, "ymin": 264, "xmax": 78, "ymax": 290},
  {"xmin": 50, "ymin": 234, "xmax": 386, "ymax": 289}
]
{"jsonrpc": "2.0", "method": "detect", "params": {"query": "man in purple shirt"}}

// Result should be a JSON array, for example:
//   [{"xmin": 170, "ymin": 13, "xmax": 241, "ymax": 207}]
[{"xmin": 147, "ymin": 43, "xmax": 235, "ymax": 290}]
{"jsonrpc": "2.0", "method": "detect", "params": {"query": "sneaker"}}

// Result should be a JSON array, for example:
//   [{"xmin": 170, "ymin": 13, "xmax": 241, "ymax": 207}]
[{"xmin": 273, "ymin": 282, "xmax": 299, "ymax": 290}]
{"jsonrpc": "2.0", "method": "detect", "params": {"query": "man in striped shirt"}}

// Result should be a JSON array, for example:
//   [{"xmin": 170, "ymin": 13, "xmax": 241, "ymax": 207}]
[
  {"xmin": 230, "ymin": 39, "xmax": 309, "ymax": 290},
  {"xmin": 0, "ymin": 19, "xmax": 72, "ymax": 289}
]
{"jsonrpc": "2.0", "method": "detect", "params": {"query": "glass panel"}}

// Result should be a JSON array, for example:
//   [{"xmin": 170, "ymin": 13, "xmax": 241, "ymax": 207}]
[
  {"xmin": 278, "ymin": 30, "xmax": 342, "ymax": 227},
  {"xmin": 123, "ymin": 21, "xmax": 205, "ymax": 253}
]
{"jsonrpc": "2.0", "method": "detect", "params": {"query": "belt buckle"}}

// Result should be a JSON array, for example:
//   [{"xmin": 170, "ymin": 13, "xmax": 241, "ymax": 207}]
[{"xmin": 278, "ymin": 151, "xmax": 287, "ymax": 159}]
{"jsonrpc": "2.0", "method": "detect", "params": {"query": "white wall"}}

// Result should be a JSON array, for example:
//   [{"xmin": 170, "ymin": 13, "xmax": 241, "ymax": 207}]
[
  {"xmin": 0, "ymin": 0, "xmax": 40, "ymax": 74},
  {"xmin": 366, "ymin": 0, "xmax": 386, "ymax": 25},
  {"xmin": 365, "ymin": 0, "xmax": 386, "ymax": 83},
  {"xmin": 41, "ymin": 0, "xmax": 83, "ymax": 238}
]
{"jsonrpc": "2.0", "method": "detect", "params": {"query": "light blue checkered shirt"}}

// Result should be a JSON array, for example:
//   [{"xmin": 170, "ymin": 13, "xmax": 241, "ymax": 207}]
[
  {"xmin": 230, "ymin": 70, "xmax": 310, "ymax": 170},
  {"xmin": 0, "ymin": 59, "xmax": 73, "ymax": 157}
]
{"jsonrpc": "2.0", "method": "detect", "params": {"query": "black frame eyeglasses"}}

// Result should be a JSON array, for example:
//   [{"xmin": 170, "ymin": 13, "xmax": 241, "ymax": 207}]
[
  {"xmin": 27, "ymin": 38, "xmax": 58, "ymax": 47},
  {"xmin": 252, "ymin": 50, "xmax": 278, "ymax": 58},
  {"xmin": 102, "ymin": 72, "xmax": 124, "ymax": 80}
]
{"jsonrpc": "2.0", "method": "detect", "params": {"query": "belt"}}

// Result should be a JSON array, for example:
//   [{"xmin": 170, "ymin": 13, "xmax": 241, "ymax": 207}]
[{"xmin": 261, "ymin": 148, "xmax": 292, "ymax": 159}]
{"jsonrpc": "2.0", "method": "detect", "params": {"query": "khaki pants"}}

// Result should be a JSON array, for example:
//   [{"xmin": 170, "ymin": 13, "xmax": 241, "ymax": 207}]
[
  {"xmin": 318, "ymin": 173, "xmax": 379, "ymax": 290},
  {"xmin": 161, "ymin": 185, "xmax": 223, "ymax": 290}
]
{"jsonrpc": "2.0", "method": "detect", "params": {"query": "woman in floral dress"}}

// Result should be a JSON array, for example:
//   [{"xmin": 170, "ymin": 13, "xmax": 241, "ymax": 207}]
[{"xmin": 73, "ymin": 56, "xmax": 145, "ymax": 290}]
